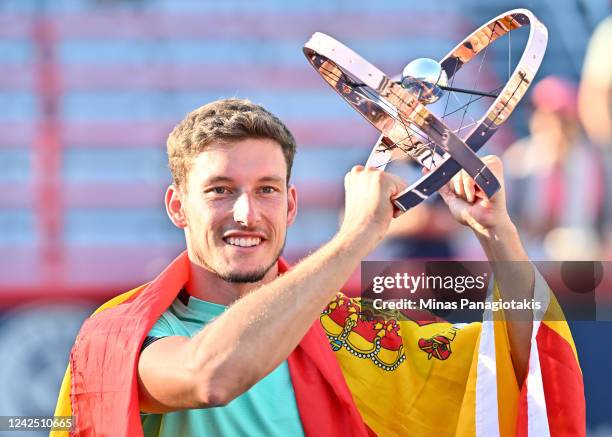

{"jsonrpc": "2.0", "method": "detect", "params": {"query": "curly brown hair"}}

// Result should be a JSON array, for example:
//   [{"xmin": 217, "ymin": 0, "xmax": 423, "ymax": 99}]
[{"xmin": 167, "ymin": 98, "xmax": 297, "ymax": 189}]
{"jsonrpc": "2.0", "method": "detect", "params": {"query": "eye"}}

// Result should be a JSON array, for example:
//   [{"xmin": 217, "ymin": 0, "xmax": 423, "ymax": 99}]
[
  {"xmin": 259, "ymin": 186, "xmax": 278, "ymax": 194},
  {"xmin": 206, "ymin": 186, "xmax": 231, "ymax": 195}
]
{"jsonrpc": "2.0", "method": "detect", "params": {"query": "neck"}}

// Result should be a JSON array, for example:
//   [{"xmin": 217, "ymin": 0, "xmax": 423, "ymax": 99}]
[{"xmin": 184, "ymin": 258, "xmax": 279, "ymax": 306}]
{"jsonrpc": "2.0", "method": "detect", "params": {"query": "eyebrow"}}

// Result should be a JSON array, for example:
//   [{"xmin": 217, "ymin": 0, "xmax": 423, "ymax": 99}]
[
  {"xmin": 258, "ymin": 176, "xmax": 285, "ymax": 184},
  {"xmin": 202, "ymin": 175, "xmax": 285, "ymax": 186},
  {"xmin": 203, "ymin": 176, "xmax": 234, "ymax": 185}
]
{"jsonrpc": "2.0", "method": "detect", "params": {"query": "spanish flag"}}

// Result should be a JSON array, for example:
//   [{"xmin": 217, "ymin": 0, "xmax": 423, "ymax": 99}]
[
  {"xmin": 53, "ymin": 252, "xmax": 585, "ymax": 436},
  {"xmin": 320, "ymin": 275, "xmax": 585, "ymax": 436}
]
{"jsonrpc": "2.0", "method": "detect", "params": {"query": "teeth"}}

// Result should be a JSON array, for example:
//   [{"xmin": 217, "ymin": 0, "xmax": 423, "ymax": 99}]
[{"xmin": 226, "ymin": 236, "xmax": 261, "ymax": 247}]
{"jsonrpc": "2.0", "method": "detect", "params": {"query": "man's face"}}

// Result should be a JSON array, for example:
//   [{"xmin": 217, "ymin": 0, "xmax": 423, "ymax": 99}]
[{"xmin": 176, "ymin": 138, "xmax": 297, "ymax": 282}]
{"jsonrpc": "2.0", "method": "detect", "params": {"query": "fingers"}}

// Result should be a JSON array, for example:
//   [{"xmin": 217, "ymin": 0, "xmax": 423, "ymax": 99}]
[
  {"xmin": 344, "ymin": 164, "xmax": 406, "ymax": 204},
  {"xmin": 392, "ymin": 204, "xmax": 404, "ymax": 218},
  {"xmin": 345, "ymin": 157, "xmax": 502, "ymax": 216},
  {"xmin": 452, "ymin": 170, "xmax": 465, "ymax": 199},
  {"xmin": 341, "ymin": 165, "xmax": 409, "ymax": 243},
  {"xmin": 447, "ymin": 155, "xmax": 507, "ymax": 204},
  {"xmin": 344, "ymin": 165, "xmax": 365, "ymax": 188},
  {"xmin": 462, "ymin": 171, "xmax": 475, "ymax": 203},
  {"xmin": 438, "ymin": 182, "xmax": 452, "ymax": 202},
  {"xmin": 448, "ymin": 169, "xmax": 478, "ymax": 204},
  {"xmin": 386, "ymin": 172, "xmax": 408, "ymax": 197}
]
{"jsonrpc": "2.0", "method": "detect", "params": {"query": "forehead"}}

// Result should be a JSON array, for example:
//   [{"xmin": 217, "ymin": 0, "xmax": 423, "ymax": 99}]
[{"xmin": 189, "ymin": 138, "xmax": 288, "ymax": 184}]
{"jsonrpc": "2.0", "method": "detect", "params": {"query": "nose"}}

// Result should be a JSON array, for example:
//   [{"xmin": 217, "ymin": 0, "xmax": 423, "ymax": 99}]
[{"xmin": 232, "ymin": 192, "xmax": 260, "ymax": 226}]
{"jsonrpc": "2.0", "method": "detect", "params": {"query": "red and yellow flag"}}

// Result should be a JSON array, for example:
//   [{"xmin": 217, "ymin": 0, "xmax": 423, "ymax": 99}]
[
  {"xmin": 52, "ymin": 252, "xmax": 369, "ymax": 437},
  {"xmin": 320, "ymin": 273, "xmax": 585, "ymax": 436},
  {"xmin": 53, "ymin": 253, "xmax": 585, "ymax": 436}
]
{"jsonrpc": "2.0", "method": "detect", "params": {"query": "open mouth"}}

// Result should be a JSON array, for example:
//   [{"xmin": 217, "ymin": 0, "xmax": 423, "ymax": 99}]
[{"xmin": 223, "ymin": 236, "xmax": 263, "ymax": 248}]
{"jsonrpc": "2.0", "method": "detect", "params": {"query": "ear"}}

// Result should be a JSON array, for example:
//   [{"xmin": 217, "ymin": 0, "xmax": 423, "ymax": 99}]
[
  {"xmin": 165, "ymin": 184, "xmax": 187, "ymax": 229},
  {"xmin": 287, "ymin": 185, "xmax": 298, "ymax": 226}
]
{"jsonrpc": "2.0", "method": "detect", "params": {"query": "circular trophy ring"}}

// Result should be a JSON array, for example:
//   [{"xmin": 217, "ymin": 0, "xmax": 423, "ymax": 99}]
[{"xmin": 304, "ymin": 8, "xmax": 548, "ymax": 212}]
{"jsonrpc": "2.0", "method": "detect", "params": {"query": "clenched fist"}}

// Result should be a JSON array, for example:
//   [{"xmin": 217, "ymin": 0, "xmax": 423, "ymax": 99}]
[{"xmin": 339, "ymin": 165, "xmax": 406, "ymax": 250}]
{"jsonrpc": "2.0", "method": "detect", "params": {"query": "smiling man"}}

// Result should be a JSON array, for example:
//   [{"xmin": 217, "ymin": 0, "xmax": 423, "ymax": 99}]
[
  {"xmin": 172, "ymin": 136, "xmax": 296, "ymax": 294},
  {"xmin": 54, "ymin": 99, "xmax": 584, "ymax": 437}
]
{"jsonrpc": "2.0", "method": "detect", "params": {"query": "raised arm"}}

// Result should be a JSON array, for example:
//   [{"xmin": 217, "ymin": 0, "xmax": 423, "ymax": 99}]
[
  {"xmin": 138, "ymin": 166, "xmax": 406, "ymax": 413},
  {"xmin": 437, "ymin": 155, "xmax": 534, "ymax": 385}
]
